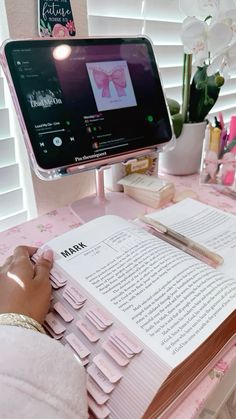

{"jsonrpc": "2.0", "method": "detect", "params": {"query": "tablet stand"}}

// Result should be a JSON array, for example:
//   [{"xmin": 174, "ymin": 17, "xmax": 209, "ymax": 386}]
[{"xmin": 70, "ymin": 162, "xmax": 153, "ymax": 223}]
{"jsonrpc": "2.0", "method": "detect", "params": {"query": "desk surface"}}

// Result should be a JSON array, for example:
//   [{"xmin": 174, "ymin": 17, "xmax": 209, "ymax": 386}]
[{"xmin": 0, "ymin": 173, "xmax": 236, "ymax": 419}]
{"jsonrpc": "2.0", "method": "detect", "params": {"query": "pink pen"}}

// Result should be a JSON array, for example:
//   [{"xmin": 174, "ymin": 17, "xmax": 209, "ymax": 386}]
[
  {"xmin": 222, "ymin": 115, "xmax": 236, "ymax": 185},
  {"xmin": 218, "ymin": 112, "xmax": 227, "ymax": 155},
  {"xmin": 218, "ymin": 111, "xmax": 224, "ymax": 130},
  {"xmin": 219, "ymin": 129, "xmax": 228, "ymax": 156}
]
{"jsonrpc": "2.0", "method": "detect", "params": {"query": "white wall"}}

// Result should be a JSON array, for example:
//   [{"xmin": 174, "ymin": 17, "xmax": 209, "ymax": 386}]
[{"xmin": 3, "ymin": 0, "xmax": 95, "ymax": 215}]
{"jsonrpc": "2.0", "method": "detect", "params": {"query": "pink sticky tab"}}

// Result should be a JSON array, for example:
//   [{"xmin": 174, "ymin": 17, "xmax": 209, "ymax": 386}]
[
  {"xmin": 87, "ymin": 364, "xmax": 115, "ymax": 394},
  {"xmin": 53, "ymin": 301, "xmax": 74, "ymax": 322},
  {"xmin": 102, "ymin": 340, "xmax": 129, "ymax": 367},
  {"xmin": 87, "ymin": 375, "xmax": 109, "ymax": 405},
  {"xmin": 51, "ymin": 280, "xmax": 60, "ymax": 290},
  {"xmin": 50, "ymin": 268, "xmax": 67, "ymax": 285},
  {"xmin": 33, "ymin": 248, "xmax": 43, "ymax": 261},
  {"xmin": 44, "ymin": 323, "xmax": 64, "ymax": 340},
  {"xmin": 90, "ymin": 306, "xmax": 113, "ymax": 327},
  {"xmin": 76, "ymin": 319, "xmax": 100, "ymax": 343},
  {"xmin": 65, "ymin": 333, "xmax": 90, "ymax": 359},
  {"xmin": 45, "ymin": 312, "xmax": 66, "ymax": 335},
  {"xmin": 63, "ymin": 291, "xmax": 83, "ymax": 309},
  {"xmin": 109, "ymin": 334, "xmax": 134, "ymax": 358},
  {"xmin": 87, "ymin": 395, "xmax": 110, "ymax": 419},
  {"xmin": 82, "ymin": 358, "xmax": 90, "ymax": 367},
  {"xmin": 50, "ymin": 276, "xmax": 66, "ymax": 288},
  {"xmin": 86, "ymin": 311, "xmax": 106, "ymax": 331},
  {"xmin": 113, "ymin": 329, "xmax": 143, "ymax": 354},
  {"xmin": 65, "ymin": 284, "xmax": 86, "ymax": 303},
  {"xmin": 93, "ymin": 353, "xmax": 123, "ymax": 384}
]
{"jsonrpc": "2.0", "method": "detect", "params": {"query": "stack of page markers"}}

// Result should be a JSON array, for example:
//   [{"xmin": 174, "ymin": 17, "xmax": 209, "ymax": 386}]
[
  {"xmin": 118, "ymin": 173, "xmax": 175, "ymax": 208},
  {"xmin": 34, "ymin": 198, "xmax": 236, "ymax": 419}
]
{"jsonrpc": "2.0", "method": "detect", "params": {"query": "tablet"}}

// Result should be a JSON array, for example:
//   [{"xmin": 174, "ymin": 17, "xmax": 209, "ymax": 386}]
[{"xmin": 1, "ymin": 37, "xmax": 173, "ymax": 179}]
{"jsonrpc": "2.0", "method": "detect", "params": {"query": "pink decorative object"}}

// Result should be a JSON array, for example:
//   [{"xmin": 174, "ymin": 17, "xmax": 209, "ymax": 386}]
[
  {"xmin": 222, "ymin": 152, "xmax": 236, "ymax": 186},
  {"xmin": 52, "ymin": 23, "xmax": 69, "ymax": 37},
  {"xmin": 214, "ymin": 359, "xmax": 229, "ymax": 373},
  {"xmin": 66, "ymin": 20, "xmax": 75, "ymax": 33},
  {"xmin": 204, "ymin": 150, "xmax": 218, "ymax": 181}
]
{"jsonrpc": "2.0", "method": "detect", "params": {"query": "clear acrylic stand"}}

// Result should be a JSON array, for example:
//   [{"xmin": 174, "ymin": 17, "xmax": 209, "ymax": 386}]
[{"xmin": 70, "ymin": 164, "xmax": 153, "ymax": 223}]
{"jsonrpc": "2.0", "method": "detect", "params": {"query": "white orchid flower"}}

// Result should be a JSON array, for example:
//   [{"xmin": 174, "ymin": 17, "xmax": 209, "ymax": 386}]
[
  {"xmin": 179, "ymin": 0, "xmax": 236, "ymax": 123},
  {"xmin": 181, "ymin": 17, "xmax": 233, "ymax": 65},
  {"xmin": 223, "ymin": 9, "xmax": 236, "ymax": 37},
  {"xmin": 181, "ymin": 17, "xmax": 208, "ymax": 65},
  {"xmin": 207, "ymin": 41, "xmax": 236, "ymax": 79},
  {"xmin": 179, "ymin": 0, "xmax": 219, "ymax": 19},
  {"xmin": 179, "ymin": 0, "xmax": 236, "ymax": 19},
  {"xmin": 208, "ymin": 21, "xmax": 233, "ymax": 56}
]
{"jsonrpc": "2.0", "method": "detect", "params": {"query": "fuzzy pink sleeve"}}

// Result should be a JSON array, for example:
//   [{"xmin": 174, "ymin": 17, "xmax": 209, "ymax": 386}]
[{"xmin": 0, "ymin": 325, "xmax": 88, "ymax": 419}]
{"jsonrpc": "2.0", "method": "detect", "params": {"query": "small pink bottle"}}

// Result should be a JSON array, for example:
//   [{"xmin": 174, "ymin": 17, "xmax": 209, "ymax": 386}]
[{"xmin": 222, "ymin": 116, "xmax": 236, "ymax": 185}]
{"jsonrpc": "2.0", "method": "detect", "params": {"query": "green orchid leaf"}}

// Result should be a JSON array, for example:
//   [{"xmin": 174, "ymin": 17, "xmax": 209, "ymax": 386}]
[
  {"xmin": 189, "ymin": 66, "xmax": 220, "ymax": 122},
  {"xmin": 195, "ymin": 81, "xmax": 206, "ymax": 90},
  {"xmin": 172, "ymin": 113, "xmax": 184, "ymax": 138}
]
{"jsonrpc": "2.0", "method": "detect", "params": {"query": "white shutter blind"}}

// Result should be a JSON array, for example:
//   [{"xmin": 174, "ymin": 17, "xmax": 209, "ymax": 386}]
[
  {"xmin": 0, "ymin": 66, "xmax": 28, "ymax": 232},
  {"xmin": 87, "ymin": 0, "xmax": 236, "ymax": 123},
  {"xmin": 0, "ymin": 0, "xmax": 29, "ymax": 232}
]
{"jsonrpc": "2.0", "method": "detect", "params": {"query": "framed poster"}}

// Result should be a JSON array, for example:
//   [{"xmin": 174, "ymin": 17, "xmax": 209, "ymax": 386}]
[{"xmin": 38, "ymin": 0, "xmax": 76, "ymax": 37}]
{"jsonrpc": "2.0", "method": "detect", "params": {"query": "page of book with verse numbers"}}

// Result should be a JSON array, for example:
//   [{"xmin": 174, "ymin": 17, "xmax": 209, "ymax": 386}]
[{"xmin": 37, "ymin": 199, "xmax": 236, "ymax": 419}]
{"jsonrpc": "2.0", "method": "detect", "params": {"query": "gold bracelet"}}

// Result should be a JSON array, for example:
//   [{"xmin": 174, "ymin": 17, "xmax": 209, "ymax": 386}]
[{"xmin": 0, "ymin": 313, "xmax": 46, "ymax": 334}]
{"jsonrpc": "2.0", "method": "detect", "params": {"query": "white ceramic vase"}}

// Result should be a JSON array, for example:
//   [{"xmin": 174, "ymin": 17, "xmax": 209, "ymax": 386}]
[{"xmin": 159, "ymin": 121, "xmax": 207, "ymax": 175}]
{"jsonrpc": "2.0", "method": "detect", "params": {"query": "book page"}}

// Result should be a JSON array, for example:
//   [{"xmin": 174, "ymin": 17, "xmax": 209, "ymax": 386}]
[
  {"xmin": 44, "ymin": 215, "xmax": 236, "ymax": 368},
  {"xmin": 148, "ymin": 198, "xmax": 236, "ymax": 277}
]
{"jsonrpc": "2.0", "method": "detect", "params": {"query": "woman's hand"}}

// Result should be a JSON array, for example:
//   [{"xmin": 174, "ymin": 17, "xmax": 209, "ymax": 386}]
[{"xmin": 0, "ymin": 246, "xmax": 53, "ymax": 324}]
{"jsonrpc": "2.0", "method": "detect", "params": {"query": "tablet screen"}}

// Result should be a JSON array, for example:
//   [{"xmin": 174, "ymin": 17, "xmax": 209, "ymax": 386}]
[{"xmin": 3, "ymin": 38, "xmax": 172, "ymax": 172}]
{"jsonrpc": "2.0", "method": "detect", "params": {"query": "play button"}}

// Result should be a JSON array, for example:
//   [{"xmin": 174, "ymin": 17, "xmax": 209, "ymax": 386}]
[{"xmin": 53, "ymin": 136, "xmax": 63, "ymax": 146}]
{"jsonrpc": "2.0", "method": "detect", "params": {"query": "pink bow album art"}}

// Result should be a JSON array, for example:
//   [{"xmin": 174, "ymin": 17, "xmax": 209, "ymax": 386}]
[
  {"xmin": 93, "ymin": 67, "xmax": 126, "ymax": 98},
  {"xmin": 86, "ymin": 60, "xmax": 137, "ymax": 112}
]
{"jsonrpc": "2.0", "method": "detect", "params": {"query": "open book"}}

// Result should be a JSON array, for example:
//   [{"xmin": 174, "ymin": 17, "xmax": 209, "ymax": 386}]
[{"xmin": 38, "ymin": 199, "xmax": 236, "ymax": 419}]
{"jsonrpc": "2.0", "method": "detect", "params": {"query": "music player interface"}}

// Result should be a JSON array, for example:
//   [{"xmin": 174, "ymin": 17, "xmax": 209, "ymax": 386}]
[{"xmin": 6, "ymin": 39, "xmax": 172, "ymax": 169}]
